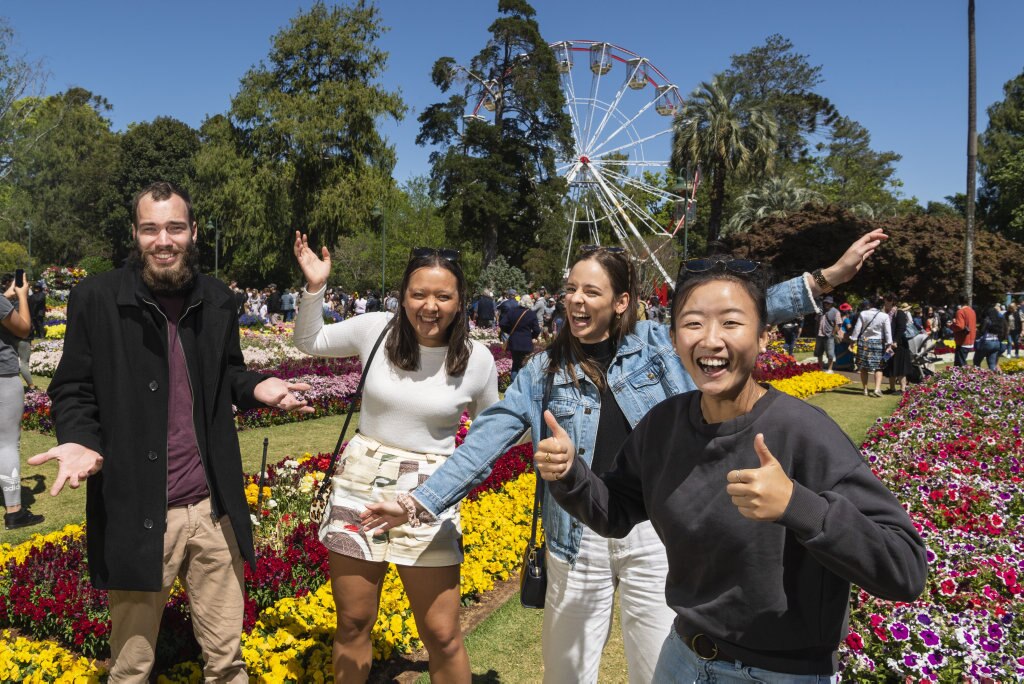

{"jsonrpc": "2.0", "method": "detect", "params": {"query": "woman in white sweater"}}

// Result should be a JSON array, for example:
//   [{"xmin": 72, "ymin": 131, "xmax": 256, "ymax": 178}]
[
  {"xmin": 849, "ymin": 296, "xmax": 893, "ymax": 397},
  {"xmin": 292, "ymin": 233, "xmax": 498, "ymax": 683}
]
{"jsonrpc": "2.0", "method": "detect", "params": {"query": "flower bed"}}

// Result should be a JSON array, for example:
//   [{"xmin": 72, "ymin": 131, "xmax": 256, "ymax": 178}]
[
  {"xmin": 839, "ymin": 366, "xmax": 1024, "ymax": 680},
  {"xmin": 1002, "ymin": 357, "xmax": 1024, "ymax": 374}
]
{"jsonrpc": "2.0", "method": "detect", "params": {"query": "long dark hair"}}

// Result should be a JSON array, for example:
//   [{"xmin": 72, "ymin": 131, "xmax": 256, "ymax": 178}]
[
  {"xmin": 545, "ymin": 248, "xmax": 639, "ymax": 392},
  {"xmin": 385, "ymin": 253, "xmax": 471, "ymax": 376}
]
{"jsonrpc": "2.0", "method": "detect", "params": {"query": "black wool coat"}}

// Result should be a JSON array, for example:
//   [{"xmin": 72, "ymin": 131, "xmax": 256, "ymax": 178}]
[{"xmin": 48, "ymin": 267, "xmax": 267, "ymax": 591}]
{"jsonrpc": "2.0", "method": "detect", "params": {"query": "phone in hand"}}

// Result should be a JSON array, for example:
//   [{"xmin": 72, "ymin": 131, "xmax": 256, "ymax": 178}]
[{"xmin": 14, "ymin": 269, "xmax": 24, "ymax": 288}]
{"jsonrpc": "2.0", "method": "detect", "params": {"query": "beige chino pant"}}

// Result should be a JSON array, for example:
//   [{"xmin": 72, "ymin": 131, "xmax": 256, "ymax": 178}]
[{"xmin": 107, "ymin": 497, "xmax": 247, "ymax": 683}]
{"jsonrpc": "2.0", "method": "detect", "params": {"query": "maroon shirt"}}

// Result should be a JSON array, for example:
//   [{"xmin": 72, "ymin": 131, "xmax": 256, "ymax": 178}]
[{"xmin": 156, "ymin": 295, "xmax": 209, "ymax": 508}]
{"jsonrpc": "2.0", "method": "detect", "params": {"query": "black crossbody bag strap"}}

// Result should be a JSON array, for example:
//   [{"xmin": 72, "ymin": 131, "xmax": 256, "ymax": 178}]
[
  {"xmin": 323, "ymin": 324, "xmax": 390, "ymax": 475},
  {"xmin": 528, "ymin": 374, "xmax": 554, "ymax": 547}
]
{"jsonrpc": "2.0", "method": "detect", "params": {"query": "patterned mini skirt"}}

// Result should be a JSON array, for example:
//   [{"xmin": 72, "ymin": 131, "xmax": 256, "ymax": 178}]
[
  {"xmin": 856, "ymin": 338, "xmax": 886, "ymax": 372},
  {"xmin": 319, "ymin": 432, "xmax": 462, "ymax": 567}
]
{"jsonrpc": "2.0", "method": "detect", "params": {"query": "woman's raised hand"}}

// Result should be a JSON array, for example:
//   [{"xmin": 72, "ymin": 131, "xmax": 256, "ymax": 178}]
[
  {"xmin": 820, "ymin": 228, "xmax": 888, "ymax": 290},
  {"xmin": 293, "ymin": 231, "xmax": 331, "ymax": 293}
]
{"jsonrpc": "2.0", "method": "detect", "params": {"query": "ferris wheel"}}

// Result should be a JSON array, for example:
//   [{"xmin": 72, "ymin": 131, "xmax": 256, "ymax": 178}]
[{"xmin": 548, "ymin": 41, "xmax": 699, "ymax": 283}]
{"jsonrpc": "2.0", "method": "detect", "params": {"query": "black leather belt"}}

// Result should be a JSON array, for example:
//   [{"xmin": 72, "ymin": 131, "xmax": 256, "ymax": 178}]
[{"xmin": 676, "ymin": 624, "xmax": 737, "ymax": 665}]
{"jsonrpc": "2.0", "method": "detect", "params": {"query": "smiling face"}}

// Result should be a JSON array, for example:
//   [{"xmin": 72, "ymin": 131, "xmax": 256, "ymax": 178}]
[
  {"xmin": 132, "ymin": 192, "xmax": 199, "ymax": 294},
  {"xmin": 402, "ymin": 266, "xmax": 460, "ymax": 347},
  {"xmin": 564, "ymin": 258, "xmax": 630, "ymax": 344},
  {"xmin": 671, "ymin": 279, "xmax": 769, "ymax": 421}
]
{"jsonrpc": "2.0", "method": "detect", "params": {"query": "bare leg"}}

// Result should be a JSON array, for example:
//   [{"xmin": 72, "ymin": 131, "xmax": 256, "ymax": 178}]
[
  {"xmin": 396, "ymin": 563, "xmax": 470, "ymax": 683},
  {"xmin": 329, "ymin": 552, "xmax": 389, "ymax": 683}
]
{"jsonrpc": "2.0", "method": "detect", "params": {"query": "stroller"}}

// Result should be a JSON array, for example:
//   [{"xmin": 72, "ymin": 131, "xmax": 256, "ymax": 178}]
[{"xmin": 907, "ymin": 332, "xmax": 938, "ymax": 383}]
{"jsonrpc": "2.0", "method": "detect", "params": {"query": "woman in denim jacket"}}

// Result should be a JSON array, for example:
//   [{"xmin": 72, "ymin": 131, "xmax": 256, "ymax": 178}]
[{"xmin": 364, "ymin": 232, "xmax": 886, "ymax": 683}]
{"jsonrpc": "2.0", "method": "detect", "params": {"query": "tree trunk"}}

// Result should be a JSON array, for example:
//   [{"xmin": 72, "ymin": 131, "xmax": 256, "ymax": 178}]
[
  {"xmin": 964, "ymin": 0, "xmax": 977, "ymax": 305},
  {"xmin": 707, "ymin": 168, "xmax": 727, "ymax": 246}
]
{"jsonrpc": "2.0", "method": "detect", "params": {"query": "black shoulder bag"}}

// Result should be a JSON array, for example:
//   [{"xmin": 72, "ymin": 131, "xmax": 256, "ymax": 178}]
[
  {"xmin": 308, "ymin": 325, "xmax": 390, "ymax": 525},
  {"xmin": 520, "ymin": 376, "xmax": 552, "ymax": 609}
]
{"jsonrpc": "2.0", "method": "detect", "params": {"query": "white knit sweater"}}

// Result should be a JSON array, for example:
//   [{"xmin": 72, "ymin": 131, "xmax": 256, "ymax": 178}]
[{"xmin": 293, "ymin": 287, "xmax": 498, "ymax": 454}]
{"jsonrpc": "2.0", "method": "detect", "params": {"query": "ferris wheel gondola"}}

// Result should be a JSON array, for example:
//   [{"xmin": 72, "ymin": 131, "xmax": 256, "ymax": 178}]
[{"xmin": 548, "ymin": 40, "xmax": 697, "ymax": 284}]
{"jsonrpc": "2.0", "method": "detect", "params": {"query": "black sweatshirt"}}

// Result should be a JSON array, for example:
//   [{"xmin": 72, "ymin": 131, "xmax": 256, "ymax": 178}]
[{"xmin": 549, "ymin": 386, "xmax": 928, "ymax": 675}]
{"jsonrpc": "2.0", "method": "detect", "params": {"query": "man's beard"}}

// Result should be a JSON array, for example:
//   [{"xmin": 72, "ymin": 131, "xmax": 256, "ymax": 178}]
[{"xmin": 127, "ymin": 239, "xmax": 200, "ymax": 295}]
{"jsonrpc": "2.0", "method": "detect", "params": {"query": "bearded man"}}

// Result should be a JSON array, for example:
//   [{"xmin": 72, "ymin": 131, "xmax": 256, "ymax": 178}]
[{"xmin": 30, "ymin": 181, "xmax": 313, "ymax": 682}]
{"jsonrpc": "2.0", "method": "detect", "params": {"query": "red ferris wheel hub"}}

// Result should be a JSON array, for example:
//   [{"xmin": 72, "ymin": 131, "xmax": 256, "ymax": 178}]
[{"xmin": 580, "ymin": 155, "xmax": 590, "ymax": 165}]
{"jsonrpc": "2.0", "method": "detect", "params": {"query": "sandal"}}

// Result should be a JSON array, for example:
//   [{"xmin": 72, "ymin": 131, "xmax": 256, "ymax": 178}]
[
  {"xmin": 863, "ymin": 388, "xmax": 869, "ymax": 396},
  {"xmin": 871, "ymin": 390, "xmax": 884, "ymax": 398}
]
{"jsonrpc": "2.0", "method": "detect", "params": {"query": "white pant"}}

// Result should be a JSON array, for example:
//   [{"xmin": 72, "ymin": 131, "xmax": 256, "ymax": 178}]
[{"xmin": 542, "ymin": 521, "xmax": 674, "ymax": 684}]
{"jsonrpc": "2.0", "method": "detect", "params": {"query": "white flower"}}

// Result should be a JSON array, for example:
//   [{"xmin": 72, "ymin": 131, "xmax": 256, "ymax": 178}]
[{"xmin": 267, "ymin": 499, "xmax": 278, "ymax": 509}]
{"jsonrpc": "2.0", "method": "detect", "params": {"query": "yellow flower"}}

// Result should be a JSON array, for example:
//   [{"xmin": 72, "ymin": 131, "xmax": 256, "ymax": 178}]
[{"xmin": 768, "ymin": 371, "xmax": 848, "ymax": 399}]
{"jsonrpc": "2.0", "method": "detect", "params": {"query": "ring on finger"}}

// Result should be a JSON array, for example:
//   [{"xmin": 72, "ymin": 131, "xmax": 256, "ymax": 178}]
[{"xmin": 544, "ymin": 452, "xmax": 551, "ymax": 464}]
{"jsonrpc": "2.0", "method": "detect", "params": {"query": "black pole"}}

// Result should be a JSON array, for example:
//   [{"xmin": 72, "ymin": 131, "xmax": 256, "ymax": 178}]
[{"xmin": 256, "ymin": 437, "xmax": 269, "ymax": 512}]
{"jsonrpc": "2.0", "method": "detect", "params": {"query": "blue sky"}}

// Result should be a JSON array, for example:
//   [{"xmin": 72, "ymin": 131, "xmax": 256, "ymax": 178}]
[{"xmin": 4, "ymin": 1, "xmax": 1023, "ymax": 204}]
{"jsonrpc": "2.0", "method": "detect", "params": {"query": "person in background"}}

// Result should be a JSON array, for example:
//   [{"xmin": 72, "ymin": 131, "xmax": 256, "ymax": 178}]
[
  {"xmin": 280, "ymin": 287, "xmax": 296, "ymax": 322},
  {"xmin": 2, "ymin": 275, "xmax": 36, "ymax": 393},
  {"xmin": 1, "ymin": 271, "xmax": 42, "ymax": 530},
  {"xmin": 474, "ymin": 289, "xmax": 495, "ymax": 328},
  {"xmin": 951, "ymin": 298, "xmax": 976, "ymax": 367},
  {"xmin": 813, "ymin": 295, "xmax": 841, "ymax": 373},
  {"xmin": 500, "ymin": 293, "xmax": 541, "ymax": 382},
  {"xmin": 779, "ymin": 316, "xmax": 801, "ymax": 357},
  {"xmin": 834, "ymin": 301, "xmax": 856, "ymax": 371},
  {"xmin": 849, "ymin": 295, "xmax": 893, "ymax": 397},
  {"xmin": 974, "ymin": 303, "xmax": 1005, "ymax": 371},
  {"xmin": 884, "ymin": 300, "xmax": 914, "ymax": 394},
  {"xmin": 1007, "ymin": 302, "xmax": 1022, "ymax": 358},
  {"xmin": 29, "ymin": 280, "xmax": 47, "ymax": 340}
]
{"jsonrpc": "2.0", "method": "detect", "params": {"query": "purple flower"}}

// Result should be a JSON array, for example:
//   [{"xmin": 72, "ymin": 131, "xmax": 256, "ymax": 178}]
[
  {"xmin": 890, "ymin": 622, "xmax": 910, "ymax": 641},
  {"xmin": 981, "ymin": 637, "xmax": 1000, "ymax": 653},
  {"xmin": 916, "ymin": 613, "xmax": 932, "ymax": 626},
  {"xmin": 988, "ymin": 624, "xmax": 1003, "ymax": 640},
  {"xmin": 928, "ymin": 651, "xmax": 944, "ymax": 666},
  {"xmin": 903, "ymin": 654, "xmax": 919, "ymax": 667},
  {"xmin": 920, "ymin": 629, "xmax": 940, "ymax": 646}
]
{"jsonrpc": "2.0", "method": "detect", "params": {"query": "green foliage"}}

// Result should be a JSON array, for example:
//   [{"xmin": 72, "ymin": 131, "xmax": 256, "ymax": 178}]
[
  {"xmin": 477, "ymin": 255, "xmax": 528, "ymax": 297},
  {"xmin": 1, "ymin": 88, "xmax": 118, "ymax": 265},
  {"xmin": 195, "ymin": 1, "xmax": 406, "ymax": 284},
  {"xmin": 724, "ymin": 175, "xmax": 823, "ymax": 235},
  {"xmin": 0, "ymin": 240, "xmax": 29, "ymax": 272},
  {"xmin": 0, "ymin": 20, "xmax": 48, "ymax": 183},
  {"xmin": 418, "ymin": 0, "xmax": 572, "ymax": 268},
  {"xmin": 724, "ymin": 34, "xmax": 838, "ymax": 164},
  {"xmin": 671, "ymin": 76, "xmax": 778, "ymax": 245},
  {"xmin": 726, "ymin": 206, "xmax": 1024, "ymax": 305},
  {"xmin": 811, "ymin": 116, "xmax": 903, "ymax": 214},
  {"xmin": 77, "ymin": 255, "xmax": 113, "ymax": 275},
  {"xmin": 979, "ymin": 69, "xmax": 1024, "ymax": 241}
]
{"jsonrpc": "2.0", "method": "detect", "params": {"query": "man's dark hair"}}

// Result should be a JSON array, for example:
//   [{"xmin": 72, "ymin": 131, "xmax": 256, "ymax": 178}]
[{"xmin": 131, "ymin": 181, "xmax": 195, "ymax": 228}]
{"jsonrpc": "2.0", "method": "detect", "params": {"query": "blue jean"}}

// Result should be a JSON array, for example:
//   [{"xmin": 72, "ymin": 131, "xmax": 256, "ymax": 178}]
[
  {"xmin": 973, "ymin": 337, "xmax": 1000, "ymax": 369},
  {"xmin": 652, "ymin": 629, "xmax": 838, "ymax": 683}
]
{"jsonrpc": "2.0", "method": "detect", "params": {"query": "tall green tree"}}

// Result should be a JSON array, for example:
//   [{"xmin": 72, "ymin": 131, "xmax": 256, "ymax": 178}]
[
  {"xmin": 417, "ymin": 0, "xmax": 572, "ymax": 268},
  {"xmin": 3, "ymin": 88, "xmax": 118, "ymax": 266},
  {"xmin": 724, "ymin": 34, "xmax": 838, "ymax": 165},
  {"xmin": 670, "ymin": 76, "xmax": 778, "ymax": 245},
  {"xmin": 811, "ymin": 116, "xmax": 903, "ymax": 213},
  {"xmin": 206, "ymin": 1, "xmax": 405, "ymax": 283},
  {"xmin": 724, "ymin": 175, "xmax": 823, "ymax": 235},
  {"xmin": 978, "ymin": 68, "xmax": 1024, "ymax": 242}
]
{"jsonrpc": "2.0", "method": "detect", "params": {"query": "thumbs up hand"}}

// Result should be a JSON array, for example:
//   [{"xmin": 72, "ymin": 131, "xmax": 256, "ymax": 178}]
[
  {"xmin": 725, "ymin": 433, "xmax": 794, "ymax": 522},
  {"xmin": 534, "ymin": 410, "xmax": 575, "ymax": 481}
]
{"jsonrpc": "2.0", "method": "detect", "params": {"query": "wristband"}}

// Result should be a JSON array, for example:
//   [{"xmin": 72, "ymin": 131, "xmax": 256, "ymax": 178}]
[
  {"xmin": 811, "ymin": 269, "xmax": 834, "ymax": 294},
  {"xmin": 396, "ymin": 492, "xmax": 421, "ymax": 528}
]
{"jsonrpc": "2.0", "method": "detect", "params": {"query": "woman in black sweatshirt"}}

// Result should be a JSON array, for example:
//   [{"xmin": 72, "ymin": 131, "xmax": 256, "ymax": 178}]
[{"xmin": 533, "ymin": 260, "xmax": 927, "ymax": 680}]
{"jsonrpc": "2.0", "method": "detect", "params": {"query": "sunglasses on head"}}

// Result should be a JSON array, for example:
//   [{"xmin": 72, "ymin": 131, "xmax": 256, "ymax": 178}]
[
  {"xmin": 579, "ymin": 244, "xmax": 626, "ymax": 255},
  {"xmin": 679, "ymin": 258, "xmax": 761, "ymax": 276},
  {"xmin": 410, "ymin": 247, "xmax": 461, "ymax": 262}
]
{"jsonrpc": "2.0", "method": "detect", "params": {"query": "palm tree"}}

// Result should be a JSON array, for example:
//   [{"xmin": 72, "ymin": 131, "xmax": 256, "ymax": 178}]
[
  {"xmin": 964, "ymin": 0, "xmax": 977, "ymax": 304},
  {"xmin": 724, "ymin": 175, "xmax": 823, "ymax": 235},
  {"xmin": 671, "ymin": 76, "xmax": 778, "ymax": 245}
]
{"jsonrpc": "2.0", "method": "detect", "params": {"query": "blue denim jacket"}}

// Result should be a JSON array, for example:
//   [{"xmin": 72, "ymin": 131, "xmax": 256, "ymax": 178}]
[{"xmin": 414, "ymin": 276, "xmax": 816, "ymax": 565}]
